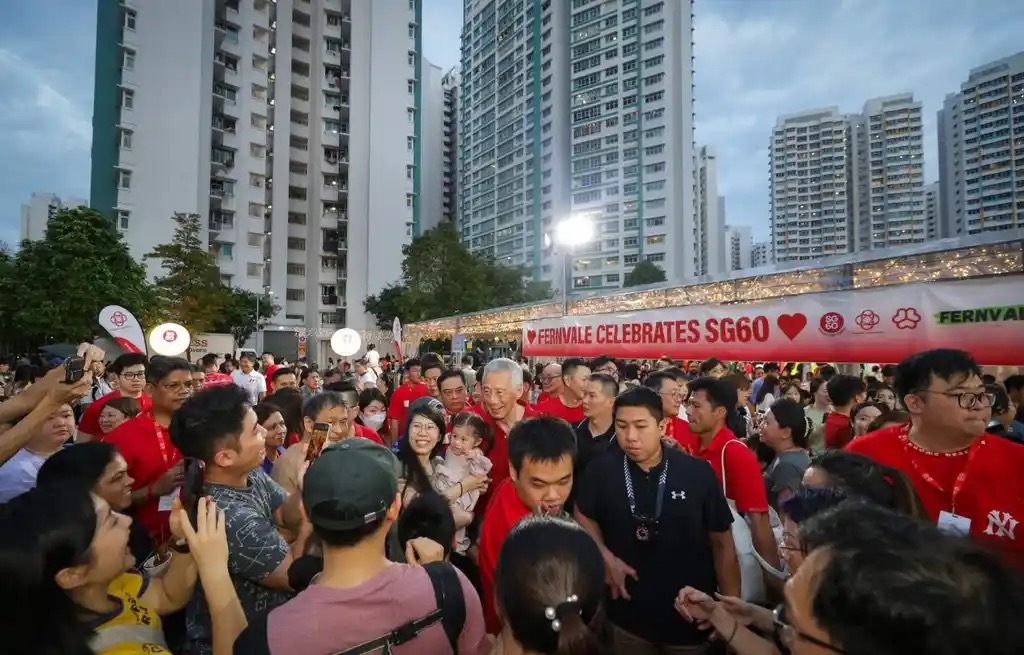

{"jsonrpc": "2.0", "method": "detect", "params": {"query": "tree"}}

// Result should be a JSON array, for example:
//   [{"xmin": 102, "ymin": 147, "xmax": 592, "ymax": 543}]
[
  {"xmin": 623, "ymin": 260, "xmax": 666, "ymax": 288},
  {"xmin": 146, "ymin": 212, "xmax": 232, "ymax": 334},
  {"xmin": 212, "ymin": 289, "xmax": 280, "ymax": 346},
  {"xmin": 364, "ymin": 223, "xmax": 552, "ymax": 329},
  {"xmin": 0, "ymin": 207, "xmax": 160, "ymax": 344}
]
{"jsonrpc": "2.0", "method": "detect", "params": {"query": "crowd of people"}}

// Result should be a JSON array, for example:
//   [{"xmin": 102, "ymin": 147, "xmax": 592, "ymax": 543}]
[{"xmin": 0, "ymin": 342, "xmax": 1022, "ymax": 655}]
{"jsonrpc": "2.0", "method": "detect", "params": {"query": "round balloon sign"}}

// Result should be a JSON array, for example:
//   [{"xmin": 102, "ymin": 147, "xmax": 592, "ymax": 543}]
[
  {"xmin": 148, "ymin": 323, "xmax": 191, "ymax": 357},
  {"xmin": 330, "ymin": 328, "xmax": 362, "ymax": 357}
]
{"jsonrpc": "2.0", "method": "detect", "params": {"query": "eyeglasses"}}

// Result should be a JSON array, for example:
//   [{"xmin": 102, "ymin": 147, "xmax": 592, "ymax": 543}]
[
  {"xmin": 120, "ymin": 371, "xmax": 146, "ymax": 380},
  {"xmin": 773, "ymin": 604, "xmax": 845, "ymax": 653},
  {"xmin": 409, "ymin": 422, "xmax": 440, "ymax": 433},
  {"xmin": 917, "ymin": 389, "xmax": 995, "ymax": 409}
]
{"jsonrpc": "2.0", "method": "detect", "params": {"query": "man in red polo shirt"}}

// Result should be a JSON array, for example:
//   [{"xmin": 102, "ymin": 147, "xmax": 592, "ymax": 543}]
[
  {"xmin": 643, "ymin": 371, "xmax": 689, "ymax": 448},
  {"xmin": 537, "ymin": 357, "xmax": 590, "ymax": 424},
  {"xmin": 385, "ymin": 357, "xmax": 428, "ymax": 441},
  {"xmin": 77, "ymin": 352, "xmax": 152, "ymax": 442},
  {"xmin": 824, "ymin": 374, "xmax": 866, "ymax": 450},
  {"xmin": 104, "ymin": 356, "xmax": 193, "ymax": 543},
  {"xmin": 331, "ymin": 383, "xmax": 384, "ymax": 445},
  {"xmin": 848, "ymin": 349, "xmax": 1024, "ymax": 569},
  {"xmin": 438, "ymin": 369, "xmax": 471, "ymax": 431},
  {"xmin": 535, "ymin": 362, "xmax": 563, "ymax": 405},
  {"xmin": 262, "ymin": 352, "xmax": 281, "ymax": 392},
  {"xmin": 478, "ymin": 417, "xmax": 575, "ymax": 634},
  {"xmin": 474, "ymin": 358, "xmax": 539, "ymax": 503},
  {"xmin": 685, "ymin": 376, "xmax": 781, "ymax": 572}
]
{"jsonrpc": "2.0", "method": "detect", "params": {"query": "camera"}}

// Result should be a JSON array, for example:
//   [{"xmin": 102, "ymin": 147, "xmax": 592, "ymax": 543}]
[{"xmin": 633, "ymin": 512, "xmax": 659, "ymax": 543}]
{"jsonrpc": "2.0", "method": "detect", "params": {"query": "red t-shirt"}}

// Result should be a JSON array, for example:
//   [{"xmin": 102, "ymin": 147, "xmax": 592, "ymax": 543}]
[
  {"xmin": 204, "ymin": 371, "xmax": 233, "ymax": 388},
  {"xmin": 103, "ymin": 414, "xmax": 183, "ymax": 543},
  {"xmin": 664, "ymin": 416, "xmax": 692, "ymax": 450},
  {"xmin": 536, "ymin": 391, "xmax": 551, "ymax": 405},
  {"xmin": 264, "ymin": 364, "xmax": 282, "ymax": 393},
  {"xmin": 79, "ymin": 391, "xmax": 153, "ymax": 437},
  {"xmin": 385, "ymin": 383, "xmax": 430, "ymax": 431},
  {"xmin": 847, "ymin": 424, "xmax": 1024, "ymax": 569},
  {"xmin": 824, "ymin": 411, "xmax": 852, "ymax": 450},
  {"xmin": 353, "ymin": 423, "xmax": 383, "ymax": 445},
  {"xmin": 536, "ymin": 396, "xmax": 585, "ymax": 425},
  {"xmin": 478, "ymin": 478, "xmax": 532, "ymax": 635},
  {"xmin": 689, "ymin": 426, "xmax": 770, "ymax": 513}
]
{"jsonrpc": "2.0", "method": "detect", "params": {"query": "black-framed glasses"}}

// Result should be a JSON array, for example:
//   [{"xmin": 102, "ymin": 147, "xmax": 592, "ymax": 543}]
[
  {"xmin": 917, "ymin": 389, "xmax": 994, "ymax": 409},
  {"xmin": 773, "ymin": 604, "xmax": 845, "ymax": 654}
]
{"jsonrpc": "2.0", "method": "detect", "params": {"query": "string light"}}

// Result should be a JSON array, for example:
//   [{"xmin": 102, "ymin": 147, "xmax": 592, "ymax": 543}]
[{"xmin": 405, "ymin": 241, "xmax": 1023, "ymax": 341}]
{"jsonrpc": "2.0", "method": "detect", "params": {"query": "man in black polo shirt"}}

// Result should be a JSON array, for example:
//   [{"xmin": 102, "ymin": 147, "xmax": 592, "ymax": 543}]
[
  {"xmin": 575, "ymin": 387, "xmax": 740, "ymax": 654},
  {"xmin": 575, "ymin": 372, "xmax": 619, "ymax": 476}
]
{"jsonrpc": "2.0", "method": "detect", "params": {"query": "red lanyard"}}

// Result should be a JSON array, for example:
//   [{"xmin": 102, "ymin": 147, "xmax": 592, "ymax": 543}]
[
  {"xmin": 901, "ymin": 429, "xmax": 983, "ymax": 514},
  {"xmin": 152, "ymin": 416, "xmax": 171, "ymax": 468}
]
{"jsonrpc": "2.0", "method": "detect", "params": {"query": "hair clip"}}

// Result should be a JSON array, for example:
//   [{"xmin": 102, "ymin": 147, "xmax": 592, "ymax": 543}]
[{"xmin": 544, "ymin": 594, "xmax": 580, "ymax": 632}]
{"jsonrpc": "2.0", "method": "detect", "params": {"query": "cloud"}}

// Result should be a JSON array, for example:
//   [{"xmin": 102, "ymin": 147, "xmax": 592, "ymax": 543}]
[{"xmin": 695, "ymin": 0, "xmax": 1024, "ymax": 240}]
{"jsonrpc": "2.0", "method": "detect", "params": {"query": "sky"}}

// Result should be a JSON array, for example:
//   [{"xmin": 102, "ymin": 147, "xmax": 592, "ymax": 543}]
[{"xmin": 1, "ymin": 0, "xmax": 1022, "ymax": 247}]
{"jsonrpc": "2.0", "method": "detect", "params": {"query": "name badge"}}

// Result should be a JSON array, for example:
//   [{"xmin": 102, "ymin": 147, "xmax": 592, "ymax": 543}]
[
  {"xmin": 157, "ymin": 487, "xmax": 181, "ymax": 513},
  {"xmin": 404, "ymin": 400, "xmax": 410, "ymax": 408},
  {"xmin": 937, "ymin": 510, "xmax": 971, "ymax": 537}
]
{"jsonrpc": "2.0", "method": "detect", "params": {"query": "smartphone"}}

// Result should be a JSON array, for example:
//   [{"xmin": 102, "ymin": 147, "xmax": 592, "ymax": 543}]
[
  {"xmin": 307, "ymin": 422, "xmax": 331, "ymax": 463},
  {"xmin": 180, "ymin": 458, "xmax": 206, "ymax": 529},
  {"xmin": 64, "ymin": 356, "xmax": 86, "ymax": 384}
]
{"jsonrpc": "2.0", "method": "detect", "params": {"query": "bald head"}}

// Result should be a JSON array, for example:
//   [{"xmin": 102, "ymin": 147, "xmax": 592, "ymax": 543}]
[{"xmin": 541, "ymin": 362, "xmax": 563, "ymax": 395}]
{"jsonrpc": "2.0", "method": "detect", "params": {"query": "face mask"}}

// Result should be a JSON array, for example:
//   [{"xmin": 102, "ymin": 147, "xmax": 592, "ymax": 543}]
[{"xmin": 362, "ymin": 413, "xmax": 386, "ymax": 430}]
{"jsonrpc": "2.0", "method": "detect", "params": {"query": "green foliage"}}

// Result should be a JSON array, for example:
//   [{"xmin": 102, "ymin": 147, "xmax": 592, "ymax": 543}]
[
  {"xmin": 364, "ymin": 223, "xmax": 552, "ymax": 330},
  {"xmin": 0, "ymin": 207, "xmax": 159, "ymax": 345},
  {"xmin": 146, "ymin": 212, "xmax": 279, "ymax": 343},
  {"xmin": 623, "ymin": 259, "xmax": 666, "ymax": 288},
  {"xmin": 212, "ymin": 289, "xmax": 280, "ymax": 345}
]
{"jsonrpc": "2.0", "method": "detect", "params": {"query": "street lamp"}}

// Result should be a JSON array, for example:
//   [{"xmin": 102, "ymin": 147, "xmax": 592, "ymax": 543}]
[
  {"xmin": 256, "ymin": 288, "xmax": 274, "ymax": 354},
  {"xmin": 552, "ymin": 214, "xmax": 595, "ymax": 315}
]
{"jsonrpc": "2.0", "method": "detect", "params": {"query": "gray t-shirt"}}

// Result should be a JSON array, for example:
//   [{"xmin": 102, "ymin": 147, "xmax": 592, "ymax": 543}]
[
  {"xmin": 185, "ymin": 468, "xmax": 294, "ymax": 655},
  {"xmin": 764, "ymin": 450, "xmax": 811, "ymax": 510}
]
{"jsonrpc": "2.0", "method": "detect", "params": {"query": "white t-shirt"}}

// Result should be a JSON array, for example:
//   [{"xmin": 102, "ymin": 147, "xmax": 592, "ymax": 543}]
[
  {"xmin": 0, "ymin": 449, "xmax": 49, "ymax": 503},
  {"xmin": 231, "ymin": 369, "xmax": 267, "ymax": 405},
  {"xmin": 358, "ymin": 369, "xmax": 378, "ymax": 389},
  {"xmin": 366, "ymin": 349, "xmax": 380, "ymax": 368}
]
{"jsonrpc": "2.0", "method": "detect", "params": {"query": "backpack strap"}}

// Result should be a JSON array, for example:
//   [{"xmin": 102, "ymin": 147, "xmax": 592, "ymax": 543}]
[
  {"xmin": 329, "ymin": 562, "xmax": 464, "ymax": 655},
  {"xmin": 424, "ymin": 561, "xmax": 465, "ymax": 655}
]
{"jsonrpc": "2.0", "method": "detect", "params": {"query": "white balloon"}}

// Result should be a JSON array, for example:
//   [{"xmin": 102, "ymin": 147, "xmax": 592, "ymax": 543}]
[
  {"xmin": 330, "ymin": 328, "xmax": 362, "ymax": 357},
  {"xmin": 148, "ymin": 323, "xmax": 192, "ymax": 357}
]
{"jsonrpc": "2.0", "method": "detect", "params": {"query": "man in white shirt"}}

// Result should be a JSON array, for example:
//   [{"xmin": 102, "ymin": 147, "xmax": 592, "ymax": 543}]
[
  {"xmin": 366, "ymin": 344, "xmax": 381, "ymax": 375},
  {"xmin": 231, "ymin": 353, "xmax": 267, "ymax": 405}
]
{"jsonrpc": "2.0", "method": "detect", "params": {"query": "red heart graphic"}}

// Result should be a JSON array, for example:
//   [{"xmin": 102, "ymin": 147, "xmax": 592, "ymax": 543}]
[
  {"xmin": 526, "ymin": 329, "xmax": 537, "ymax": 343},
  {"xmin": 777, "ymin": 313, "xmax": 807, "ymax": 341}
]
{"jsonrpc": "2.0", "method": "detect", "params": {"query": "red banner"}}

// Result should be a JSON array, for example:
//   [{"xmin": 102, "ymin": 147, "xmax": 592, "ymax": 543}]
[{"xmin": 522, "ymin": 277, "xmax": 1024, "ymax": 365}]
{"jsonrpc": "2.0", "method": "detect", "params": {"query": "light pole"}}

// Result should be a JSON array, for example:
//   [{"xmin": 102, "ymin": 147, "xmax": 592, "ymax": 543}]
[
  {"xmin": 256, "ymin": 288, "xmax": 274, "ymax": 353},
  {"xmin": 553, "ymin": 214, "xmax": 595, "ymax": 315}
]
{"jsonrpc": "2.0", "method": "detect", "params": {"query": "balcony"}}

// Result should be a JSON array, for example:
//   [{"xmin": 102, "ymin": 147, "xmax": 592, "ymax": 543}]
[{"xmin": 321, "ymin": 294, "xmax": 338, "ymax": 306}]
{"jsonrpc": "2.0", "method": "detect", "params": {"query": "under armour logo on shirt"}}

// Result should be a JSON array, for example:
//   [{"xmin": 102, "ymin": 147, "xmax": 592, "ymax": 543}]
[{"xmin": 670, "ymin": 491, "xmax": 686, "ymax": 500}]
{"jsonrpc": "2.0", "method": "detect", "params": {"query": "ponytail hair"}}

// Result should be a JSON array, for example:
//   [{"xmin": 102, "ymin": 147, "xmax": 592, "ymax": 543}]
[{"xmin": 496, "ymin": 516, "xmax": 609, "ymax": 655}]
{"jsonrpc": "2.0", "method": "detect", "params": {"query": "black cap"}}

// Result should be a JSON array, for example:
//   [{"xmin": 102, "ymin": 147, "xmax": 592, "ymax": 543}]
[
  {"xmin": 302, "ymin": 439, "xmax": 399, "ymax": 531},
  {"xmin": 408, "ymin": 396, "xmax": 444, "ymax": 415}
]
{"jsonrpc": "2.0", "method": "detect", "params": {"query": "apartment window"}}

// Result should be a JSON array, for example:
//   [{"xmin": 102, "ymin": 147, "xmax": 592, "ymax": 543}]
[
  {"xmin": 606, "ymin": 273, "xmax": 620, "ymax": 283},
  {"xmin": 246, "ymin": 263, "xmax": 262, "ymax": 277},
  {"xmin": 120, "ymin": 88, "xmax": 134, "ymax": 109},
  {"xmin": 625, "ymin": 254, "xmax": 639, "ymax": 264},
  {"xmin": 405, "ymin": 194, "xmax": 414, "ymax": 208},
  {"xmin": 116, "ymin": 210, "xmax": 130, "ymax": 230},
  {"xmin": 406, "ymin": 165, "xmax": 414, "ymax": 179},
  {"xmin": 248, "ymin": 202, "xmax": 262, "ymax": 217},
  {"xmin": 288, "ymin": 237, "xmax": 306, "ymax": 250},
  {"xmin": 623, "ymin": 237, "xmax": 639, "ymax": 247},
  {"xmin": 249, "ymin": 143, "xmax": 265, "ymax": 158},
  {"xmin": 407, "ymin": 136, "xmax": 415, "ymax": 151},
  {"xmin": 117, "ymin": 169, "xmax": 132, "ymax": 190},
  {"xmin": 247, "ymin": 232, "xmax": 263, "ymax": 247},
  {"xmin": 119, "ymin": 129, "xmax": 133, "ymax": 149},
  {"xmin": 123, "ymin": 9, "xmax": 137, "ymax": 30},
  {"xmin": 645, "ymin": 235, "xmax": 665, "ymax": 246},
  {"xmin": 408, "ymin": 23, "xmax": 415, "ymax": 38},
  {"xmin": 408, "ymin": 51, "xmax": 415, "ymax": 66},
  {"xmin": 287, "ymin": 263, "xmax": 306, "ymax": 275},
  {"xmin": 122, "ymin": 48, "xmax": 135, "ymax": 70},
  {"xmin": 646, "ymin": 253, "xmax": 665, "ymax": 262},
  {"xmin": 407, "ymin": 80, "xmax": 415, "ymax": 94},
  {"xmin": 321, "ymin": 256, "xmax": 337, "ymax": 270},
  {"xmin": 249, "ymin": 173, "xmax": 264, "ymax": 188},
  {"xmin": 286, "ymin": 289, "xmax": 305, "ymax": 301},
  {"xmin": 407, "ymin": 108, "xmax": 415, "ymax": 123},
  {"xmin": 288, "ymin": 212, "xmax": 307, "ymax": 225}
]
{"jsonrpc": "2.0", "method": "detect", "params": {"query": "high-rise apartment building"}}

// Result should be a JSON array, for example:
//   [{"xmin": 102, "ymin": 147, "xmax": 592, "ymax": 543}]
[
  {"xmin": 723, "ymin": 224, "xmax": 751, "ymax": 273},
  {"xmin": 770, "ymin": 108, "xmax": 855, "ymax": 264},
  {"xmin": 441, "ymin": 68, "xmax": 460, "ymax": 225},
  {"xmin": 89, "ymin": 0, "xmax": 423, "ymax": 359},
  {"xmin": 852, "ymin": 94, "xmax": 926, "ymax": 249},
  {"xmin": 923, "ymin": 182, "xmax": 940, "ymax": 240},
  {"xmin": 19, "ymin": 193, "xmax": 87, "ymax": 242},
  {"xmin": 751, "ymin": 240, "xmax": 772, "ymax": 268},
  {"xmin": 694, "ymin": 146, "xmax": 724, "ymax": 275},
  {"xmin": 938, "ymin": 51, "xmax": 1024, "ymax": 238},
  {"xmin": 457, "ymin": 0, "xmax": 695, "ymax": 292}
]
